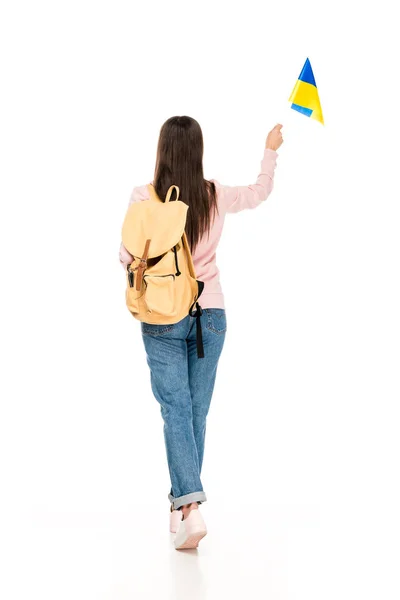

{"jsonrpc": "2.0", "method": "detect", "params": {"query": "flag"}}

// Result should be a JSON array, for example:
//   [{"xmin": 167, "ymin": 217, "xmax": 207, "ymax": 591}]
[{"xmin": 288, "ymin": 58, "xmax": 324, "ymax": 125}]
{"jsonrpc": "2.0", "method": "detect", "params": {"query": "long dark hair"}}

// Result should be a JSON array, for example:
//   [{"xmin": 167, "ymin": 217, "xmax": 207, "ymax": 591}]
[{"xmin": 153, "ymin": 116, "xmax": 218, "ymax": 254}]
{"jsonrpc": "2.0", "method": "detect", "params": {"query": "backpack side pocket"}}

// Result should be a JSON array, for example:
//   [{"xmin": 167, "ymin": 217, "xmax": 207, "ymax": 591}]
[
  {"xmin": 126, "ymin": 266, "xmax": 142, "ymax": 314},
  {"xmin": 144, "ymin": 274, "xmax": 177, "ymax": 317}
]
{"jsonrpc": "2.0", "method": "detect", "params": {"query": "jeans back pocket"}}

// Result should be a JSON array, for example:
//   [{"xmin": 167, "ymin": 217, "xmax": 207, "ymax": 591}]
[
  {"xmin": 205, "ymin": 308, "xmax": 227, "ymax": 334},
  {"xmin": 141, "ymin": 322, "xmax": 175, "ymax": 336}
]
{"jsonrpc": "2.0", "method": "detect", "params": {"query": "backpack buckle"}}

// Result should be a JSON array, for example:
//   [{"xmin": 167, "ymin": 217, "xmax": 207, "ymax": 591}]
[{"xmin": 135, "ymin": 239, "xmax": 151, "ymax": 291}]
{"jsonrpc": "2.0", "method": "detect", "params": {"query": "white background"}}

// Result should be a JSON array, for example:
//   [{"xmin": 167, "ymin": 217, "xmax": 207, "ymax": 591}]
[{"xmin": 1, "ymin": 1, "xmax": 399, "ymax": 598}]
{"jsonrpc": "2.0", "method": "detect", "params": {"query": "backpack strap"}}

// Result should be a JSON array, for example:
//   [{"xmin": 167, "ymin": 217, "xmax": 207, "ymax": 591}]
[
  {"xmin": 147, "ymin": 184, "xmax": 180, "ymax": 203},
  {"xmin": 165, "ymin": 185, "xmax": 180, "ymax": 202},
  {"xmin": 181, "ymin": 231, "xmax": 196, "ymax": 279},
  {"xmin": 189, "ymin": 284, "xmax": 205, "ymax": 359},
  {"xmin": 135, "ymin": 239, "xmax": 151, "ymax": 291},
  {"xmin": 183, "ymin": 231, "xmax": 205, "ymax": 359}
]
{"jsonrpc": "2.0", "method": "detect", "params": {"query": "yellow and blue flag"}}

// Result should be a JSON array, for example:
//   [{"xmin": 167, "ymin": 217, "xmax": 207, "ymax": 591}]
[{"xmin": 288, "ymin": 58, "xmax": 324, "ymax": 125}]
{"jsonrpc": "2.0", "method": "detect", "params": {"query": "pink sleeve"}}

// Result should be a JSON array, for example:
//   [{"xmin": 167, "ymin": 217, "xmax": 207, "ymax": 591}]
[
  {"xmin": 119, "ymin": 185, "xmax": 148, "ymax": 270},
  {"xmin": 217, "ymin": 148, "xmax": 278, "ymax": 213}
]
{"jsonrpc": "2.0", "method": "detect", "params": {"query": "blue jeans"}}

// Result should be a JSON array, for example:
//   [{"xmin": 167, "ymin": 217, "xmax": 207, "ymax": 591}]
[{"xmin": 141, "ymin": 308, "xmax": 227, "ymax": 510}]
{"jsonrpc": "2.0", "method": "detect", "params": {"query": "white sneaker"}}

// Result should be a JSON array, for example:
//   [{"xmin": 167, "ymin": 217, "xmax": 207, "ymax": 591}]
[
  {"xmin": 174, "ymin": 507, "xmax": 207, "ymax": 550},
  {"xmin": 170, "ymin": 507, "xmax": 182, "ymax": 533}
]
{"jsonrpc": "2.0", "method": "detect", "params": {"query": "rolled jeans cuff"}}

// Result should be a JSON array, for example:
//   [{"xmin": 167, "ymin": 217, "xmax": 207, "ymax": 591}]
[{"xmin": 168, "ymin": 491, "xmax": 207, "ymax": 510}]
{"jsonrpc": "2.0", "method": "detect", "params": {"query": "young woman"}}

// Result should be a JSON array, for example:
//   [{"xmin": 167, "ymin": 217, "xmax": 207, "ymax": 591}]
[{"xmin": 119, "ymin": 116, "xmax": 283, "ymax": 549}]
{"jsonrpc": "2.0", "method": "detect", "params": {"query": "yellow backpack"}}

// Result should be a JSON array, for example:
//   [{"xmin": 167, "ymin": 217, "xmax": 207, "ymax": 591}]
[{"xmin": 121, "ymin": 183, "xmax": 205, "ymax": 358}]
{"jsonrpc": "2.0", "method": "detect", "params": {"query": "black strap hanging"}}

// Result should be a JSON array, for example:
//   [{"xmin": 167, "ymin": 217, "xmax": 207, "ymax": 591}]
[
  {"xmin": 189, "ymin": 301, "xmax": 204, "ymax": 359},
  {"xmin": 189, "ymin": 280, "xmax": 205, "ymax": 359}
]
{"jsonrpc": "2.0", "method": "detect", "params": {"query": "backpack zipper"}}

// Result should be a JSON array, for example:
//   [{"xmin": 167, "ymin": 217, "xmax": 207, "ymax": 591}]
[{"xmin": 144, "ymin": 273, "xmax": 176, "ymax": 282}]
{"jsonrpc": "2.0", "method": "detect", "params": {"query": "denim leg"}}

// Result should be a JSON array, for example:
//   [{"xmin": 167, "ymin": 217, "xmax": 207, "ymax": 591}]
[
  {"xmin": 141, "ymin": 317, "xmax": 207, "ymax": 510},
  {"xmin": 188, "ymin": 309, "xmax": 227, "ymax": 474}
]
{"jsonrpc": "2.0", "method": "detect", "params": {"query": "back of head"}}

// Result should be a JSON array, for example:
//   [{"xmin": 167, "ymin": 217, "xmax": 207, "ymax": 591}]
[{"xmin": 154, "ymin": 116, "xmax": 218, "ymax": 254}]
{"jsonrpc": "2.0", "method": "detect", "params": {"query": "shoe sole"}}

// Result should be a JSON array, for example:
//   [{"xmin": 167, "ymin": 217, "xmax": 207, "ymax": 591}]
[{"xmin": 174, "ymin": 529, "xmax": 207, "ymax": 550}]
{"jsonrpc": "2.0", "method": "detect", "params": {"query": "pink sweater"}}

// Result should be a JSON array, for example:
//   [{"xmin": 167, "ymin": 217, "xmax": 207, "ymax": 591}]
[{"xmin": 119, "ymin": 147, "xmax": 279, "ymax": 309}]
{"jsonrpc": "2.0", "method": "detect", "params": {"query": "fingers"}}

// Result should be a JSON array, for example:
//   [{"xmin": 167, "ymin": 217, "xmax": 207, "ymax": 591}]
[{"xmin": 265, "ymin": 123, "xmax": 284, "ymax": 150}]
